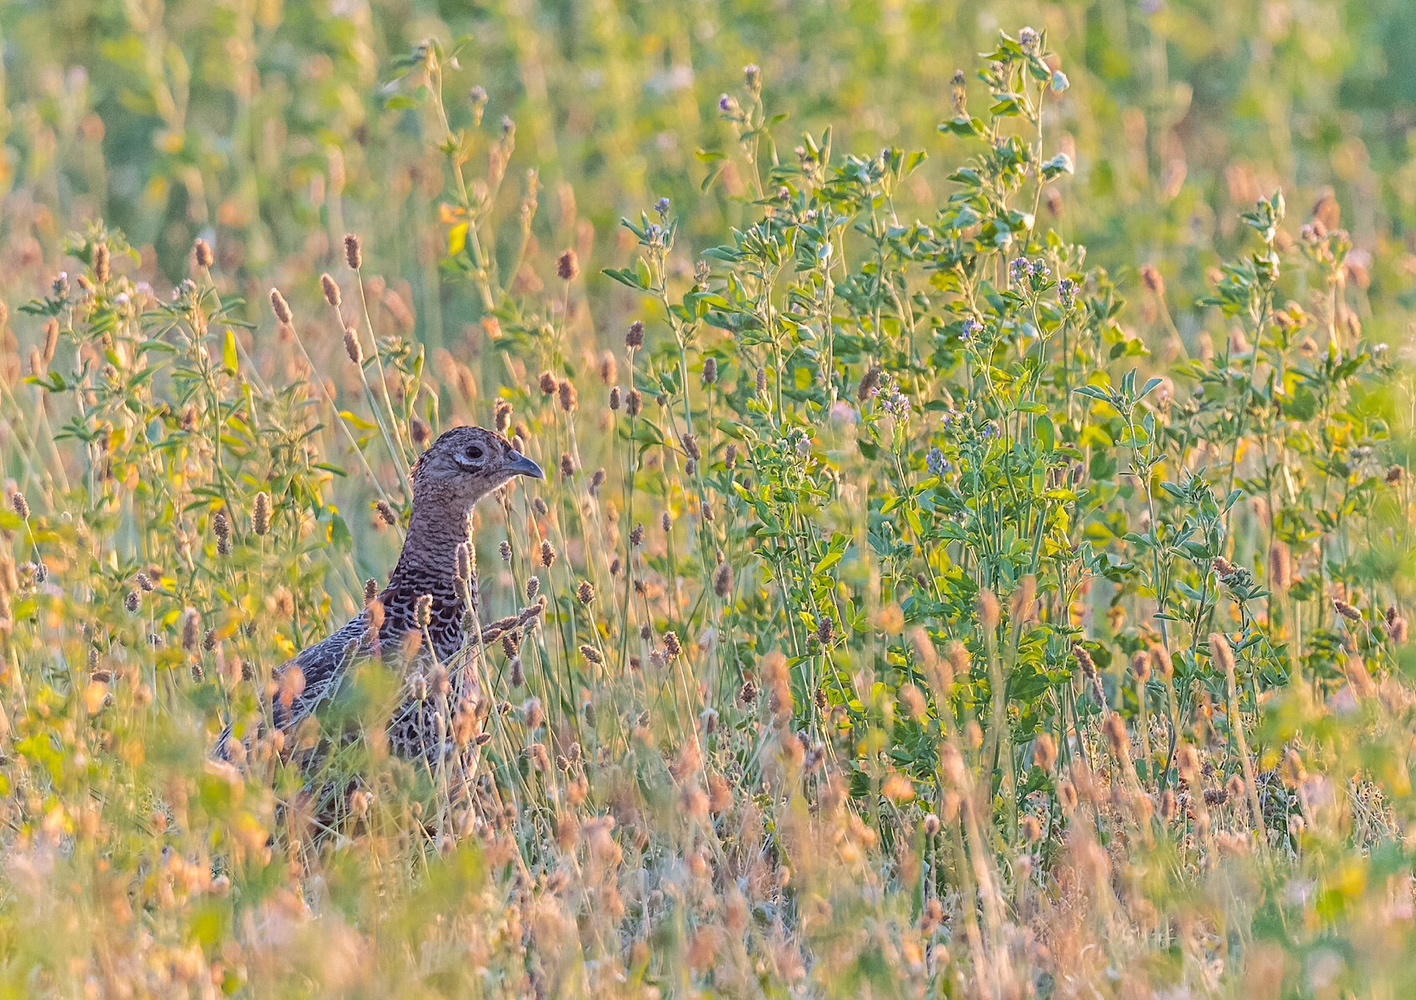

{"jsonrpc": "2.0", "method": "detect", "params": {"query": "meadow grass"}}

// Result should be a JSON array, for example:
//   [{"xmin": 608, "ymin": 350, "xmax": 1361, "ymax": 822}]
[{"xmin": 0, "ymin": 8, "xmax": 1414, "ymax": 1000}]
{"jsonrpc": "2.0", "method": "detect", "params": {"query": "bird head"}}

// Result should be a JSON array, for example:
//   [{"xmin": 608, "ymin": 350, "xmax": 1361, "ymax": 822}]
[{"xmin": 411, "ymin": 426, "xmax": 544, "ymax": 508}]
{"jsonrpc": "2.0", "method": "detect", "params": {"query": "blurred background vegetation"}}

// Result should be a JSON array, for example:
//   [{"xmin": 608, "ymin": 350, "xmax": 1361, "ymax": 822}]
[{"xmin": 3, "ymin": 0, "xmax": 1415, "ymax": 358}]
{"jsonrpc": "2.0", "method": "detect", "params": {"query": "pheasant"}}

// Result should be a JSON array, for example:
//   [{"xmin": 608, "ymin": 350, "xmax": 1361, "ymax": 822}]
[{"xmin": 223, "ymin": 425, "xmax": 543, "ymax": 765}]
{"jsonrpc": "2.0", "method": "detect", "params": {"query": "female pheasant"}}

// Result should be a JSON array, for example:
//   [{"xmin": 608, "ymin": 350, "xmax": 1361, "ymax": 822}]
[{"xmin": 227, "ymin": 426, "xmax": 543, "ymax": 765}]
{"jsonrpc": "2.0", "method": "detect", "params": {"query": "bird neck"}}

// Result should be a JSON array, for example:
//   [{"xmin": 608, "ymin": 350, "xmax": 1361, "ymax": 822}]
[{"xmin": 387, "ymin": 490, "xmax": 476, "ymax": 591}]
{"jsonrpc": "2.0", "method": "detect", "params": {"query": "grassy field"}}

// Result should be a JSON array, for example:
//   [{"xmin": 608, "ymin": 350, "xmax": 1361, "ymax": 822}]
[{"xmin": 0, "ymin": 1, "xmax": 1415, "ymax": 997}]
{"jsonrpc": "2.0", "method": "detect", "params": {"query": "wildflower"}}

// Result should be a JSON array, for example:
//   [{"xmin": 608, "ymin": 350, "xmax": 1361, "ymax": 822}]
[
  {"xmin": 252, "ymin": 492, "xmax": 272, "ymax": 536},
  {"xmin": 625, "ymin": 321, "xmax": 645, "ymax": 348},
  {"xmin": 556, "ymin": 249, "xmax": 579, "ymax": 281},
  {"xmin": 654, "ymin": 197, "xmax": 671, "ymax": 218},
  {"xmin": 1010, "ymin": 257, "xmax": 1032, "ymax": 283},
  {"xmin": 320, "ymin": 273, "xmax": 341, "ymax": 308},
  {"xmin": 193, "ymin": 239, "xmax": 215, "ymax": 269},
  {"xmin": 344, "ymin": 233, "xmax": 363, "ymax": 270},
  {"xmin": 1051, "ymin": 69, "xmax": 1070, "ymax": 93},
  {"xmin": 1058, "ymin": 277, "xmax": 1078, "ymax": 310},
  {"xmin": 718, "ymin": 93, "xmax": 738, "ymax": 114},
  {"xmin": 343, "ymin": 327, "xmax": 363, "ymax": 364},
  {"xmin": 879, "ymin": 380, "xmax": 911, "ymax": 417},
  {"xmin": 269, "ymin": 288, "xmax": 292, "ymax": 325},
  {"xmin": 743, "ymin": 63, "xmax": 761, "ymax": 91},
  {"xmin": 962, "ymin": 318, "xmax": 983, "ymax": 342},
  {"xmin": 1018, "ymin": 26, "xmax": 1039, "ymax": 53},
  {"xmin": 926, "ymin": 448, "xmax": 951, "ymax": 477}
]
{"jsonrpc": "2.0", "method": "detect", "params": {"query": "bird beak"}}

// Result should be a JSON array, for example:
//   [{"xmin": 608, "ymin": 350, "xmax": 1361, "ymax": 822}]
[{"xmin": 506, "ymin": 452, "xmax": 545, "ymax": 480}]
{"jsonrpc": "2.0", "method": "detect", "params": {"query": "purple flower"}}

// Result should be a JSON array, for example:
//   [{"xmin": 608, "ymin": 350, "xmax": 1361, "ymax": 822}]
[
  {"xmin": 927, "ymin": 448, "xmax": 951, "ymax": 477},
  {"xmin": 719, "ymin": 94, "xmax": 737, "ymax": 114},
  {"xmin": 879, "ymin": 379, "xmax": 911, "ymax": 418},
  {"xmin": 1010, "ymin": 257, "xmax": 1032, "ymax": 283},
  {"xmin": 654, "ymin": 197, "xmax": 671, "ymax": 218},
  {"xmin": 982, "ymin": 423, "xmax": 998, "ymax": 439},
  {"xmin": 963, "ymin": 319, "xmax": 984, "ymax": 342},
  {"xmin": 1059, "ymin": 277, "xmax": 1078, "ymax": 310}
]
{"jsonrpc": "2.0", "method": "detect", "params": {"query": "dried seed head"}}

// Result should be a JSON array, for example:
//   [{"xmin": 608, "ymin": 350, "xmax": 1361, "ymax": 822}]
[
  {"xmin": 414, "ymin": 594, "xmax": 433, "ymax": 628},
  {"xmin": 857, "ymin": 364, "xmax": 882, "ymax": 402},
  {"xmin": 1209, "ymin": 633, "xmax": 1237, "ymax": 678},
  {"xmin": 1269, "ymin": 541, "xmax": 1293, "ymax": 590},
  {"xmin": 1225, "ymin": 774, "xmax": 1246, "ymax": 802},
  {"xmin": 1159, "ymin": 788, "xmax": 1178, "ymax": 823},
  {"xmin": 456, "ymin": 542, "xmax": 474, "ymax": 584},
  {"xmin": 682, "ymin": 433, "xmax": 701, "ymax": 462},
  {"xmin": 498, "ymin": 540, "xmax": 512, "ymax": 563},
  {"xmin": 375, "ymin": 500, "xmax": 397, "ymax": 526},
  {"xmin": 343, "ymin": 327, "xmax": 363, "ymax": 364},
  {"xmin": 1151, "ymin": 644, "xmax": 1174, "ymax": 680},
  {"xmin": 526, "ymin": 576, "xmax": 541, "ymax": 601},
  {"xmin": 269, "ymin": 289, "xmax": 292, "ymax": 325},
  {"xmin": 725, "ymin": 443, "xmax": 739, "ymax": 470},
  {"xmin": 1333, "ymin": 598, "xmax": 1362, "ymax": 622},
  {"xmin": 538, "ymin": 370, "xmax": 557, "ymax": 396},
  {"xmin": 1033, "ymin": 732, "xmax": 1058, "ymax": 773},
  {"xmin": 556, "ymin": 249, "xmax": 579, "ymax": 281},
  {"xmin": 599, "ymin": 351, "xmax": 617, "ymax": 385},
  {"xmin": 252, "ymin": 492, "xmax": 272, "ymax": 536},
  {"xmin": 609, "ymin": 386, "xmax": 622, "ymax": 411},
  {"xmin": 532, "ymin": 497, "xmax": 549, "ymax": 516},
  {"xmin": 193, "ymin": 239, "xmax": 215, "ymax": 269},
  {"xmin": 1140, "ymin": 264, "xmax": 1165, "ymax": 296},
  {"xmin": 625, "ymin": 321, "xmax": 645, "ymax": 349},
  {"xmin": 10, "ymin": 492, "xmax": 29, "ymax": 520},
  {"xmin": 94, "ymin": 244, "xmax": 111, "ymax": 284},
  {"xmin": 410, "ymin": 417, "xmax": 431, "ymax": 449},
  {"xmin": 560, "ymin": 454, "xmax": 575, "ymax": 479},
  {"xmin": 590, "ymin": 469, "xmax": 606, "ymax": 497},
  {"xmin": 577, "ymin": 581, "xmax": 595, "ymax": 605},
  {"xmin": 626, "ymin": 389, "xmax": 642, "ymax": 417},
  {"xmin": 702, "ymin": 358, "xmax": 718, "ymax": 386},
  {"xmin": 364, "ymin": 579, "xmax": 379, "ymax": 603},
  {"xmin": 816, "ymin": 616, "xmax": 834, "ymax": 645},
  {"xmin": 1387, "ymin": 607, "xmax": 1409, "ymax": 645},
  {"xmin": 661, "ymin": 511, "xmax": 672, "ymax": 532},
  {"xmin": 540, "ymin": 540, "xmax": 556, "ymax": 568},
  {"xmin": 663, "ymin": 630, "xmax": 682, "ymax": 660},
  {"xmin": 713, "ymin": 562, "xmax": 733, "ymax": 598},
  {"xmin": 1056, "ymin": 780, "xmax": 1079, "ymax": 811},
  {"xmin": 494, "ymin": 399, "xmax": 513, "ymax": 433},
  {"xmin": 344, "ymin": 234, "xmax": 363, "ymax": 270},
  {"xmin": 1102, "ymin": 712, "xmax": 1131, "ymax": 759},
  {"xmin": 579, "ymin": 644, "xmax": 603, "ymax": 665},
  {"xmin": 977, "ymin": 589, "xmax": 1000, "ymax": 631},
  {"xmin": 125, "ymin": 589, "xmax": 140, "ymax": 613},
  {"xmin": 1020, "ymin": 814, "xmax": 1043, "ymax": 843},
  {"xmin": 630, "ymin": 524, "xmax": 645, "ymax": 546},
  {"xmin": 213, "ymin": 510, "xmax": 231, "ymax": 555},
  {"xmin": 756, "ymin": 367, "xmax": 768, "ymax": 395},
  {"xmin": 557, "ymin": 380, "xmax": 577, "ymax": 413},
  {"xmin": 181, "ymin": 608, "xmax": 201, "ymax": 652},
  {"xmin": 320, "ymin": 273, "xmax": 341, "ymax": 308},
  {"xmin": 1131, "ymin": 650, "xmax": 1152, "ymax": 683}
]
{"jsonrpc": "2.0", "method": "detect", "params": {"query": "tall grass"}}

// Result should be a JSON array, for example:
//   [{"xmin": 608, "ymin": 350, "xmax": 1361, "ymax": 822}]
[{"xmin": 0, "ymin": 11, "xmax": 1413, "ymax": 1000}]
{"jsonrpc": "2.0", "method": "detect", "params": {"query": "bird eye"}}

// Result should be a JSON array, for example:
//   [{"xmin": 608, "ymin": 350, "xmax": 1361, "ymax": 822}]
[{"xmin": 466, "ymin": 446, "xmax": 484, "ymax": 461}]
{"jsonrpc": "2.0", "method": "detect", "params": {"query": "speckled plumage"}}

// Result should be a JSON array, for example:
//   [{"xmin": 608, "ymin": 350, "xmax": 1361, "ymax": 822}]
[{"xmin": 226, "ymin": 426, "xmax": 543, "ymax": 765}]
